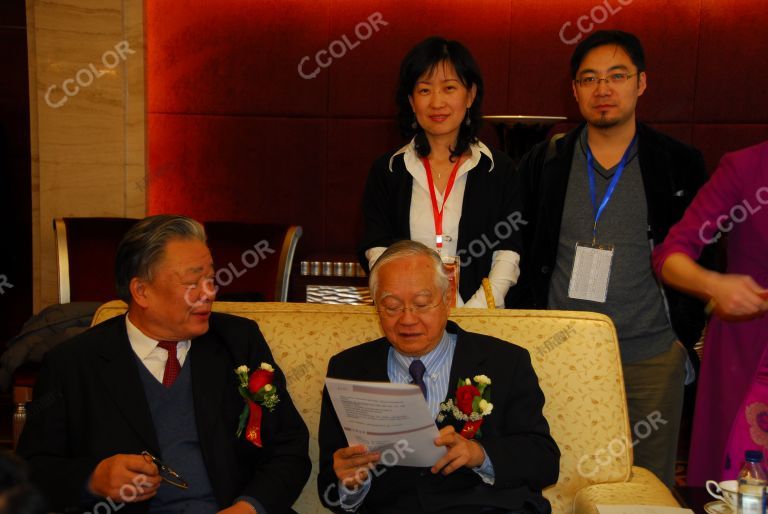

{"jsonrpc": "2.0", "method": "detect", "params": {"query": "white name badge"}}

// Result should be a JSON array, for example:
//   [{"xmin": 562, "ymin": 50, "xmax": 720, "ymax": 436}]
[{"xmin": 568, "ymin": 242, "xmax": 614, "ymax": 303}]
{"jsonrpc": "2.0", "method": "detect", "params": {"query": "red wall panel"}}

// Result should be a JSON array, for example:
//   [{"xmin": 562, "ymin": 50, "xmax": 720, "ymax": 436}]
[
  {"xmin": 146, "ymin": 0, "xmax": 330, "ymax": 116},
  {"xmin": 505, "ymin": 0, "xmax": 700, "ymax": 121},
  {"xmin": 693, "ymin": 124, "xmax": 768, "ymax": 173},
  {"xmin": 146, "ymin": 0, "xmax": 768, "ymax": 260},
  {"xmin": 326, "ymin": 0, "xmax": 511, "ymax": 117},
  {"xmin": 325, "ymin": 119, "xmax": 401, "ymax": 253},
  {"xmin": 695, "ymin": 0, "xmax": 768, "ymax": 123},
  {"xmin": 647, "ymin": 123, "xmax": 694, "ymax": 146},
  {"xmin": 148, "ymin": 114, "xmax": 328, "ymax": 252}
]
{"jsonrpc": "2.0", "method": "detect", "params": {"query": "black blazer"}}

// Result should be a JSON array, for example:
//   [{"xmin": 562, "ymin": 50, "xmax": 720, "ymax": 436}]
[
  {"xmin": 513, "ymin": 123, "xmax": 713, "ymax": 351},
  {"xmin": 317, "ymin": 322, "xmax": 559, "ymax": 514},
  {"xmin": 17, "ymin": 313, "xmax": 311, "ymax": 514},
  {"xmin": 357, "ymin": 144, "xmax": 523, "ymax": 307}
]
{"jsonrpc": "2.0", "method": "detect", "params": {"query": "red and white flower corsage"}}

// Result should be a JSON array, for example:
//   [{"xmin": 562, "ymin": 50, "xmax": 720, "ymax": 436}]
[
  {"xmin": 235, "ymin": 363, "xmax": 280, "ymax": 447},
  {"xmin": 437, "ymin": 375, "xmax": 493, "ymax": 439}
]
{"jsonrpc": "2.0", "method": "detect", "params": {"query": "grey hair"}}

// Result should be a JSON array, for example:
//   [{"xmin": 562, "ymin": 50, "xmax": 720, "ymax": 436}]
[
  {"xmin": 114, "ymin": 215, "xmax": 207, "ymax": 303},
  {"xmin": 368, "ymin": 240, "xmax": 450, "ymax": 300}
]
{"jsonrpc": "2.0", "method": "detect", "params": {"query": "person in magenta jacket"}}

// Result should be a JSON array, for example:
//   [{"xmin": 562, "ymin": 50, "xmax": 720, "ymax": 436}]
[{"xmin": 652, "ymin": 140, "xmax": 768, "ymax": 485}]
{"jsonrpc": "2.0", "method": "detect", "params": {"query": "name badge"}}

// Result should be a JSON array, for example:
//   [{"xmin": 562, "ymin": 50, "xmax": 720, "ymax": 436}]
[{"xmin": 568, "ymin": 242, "xmax": 614, "ymax": 303}]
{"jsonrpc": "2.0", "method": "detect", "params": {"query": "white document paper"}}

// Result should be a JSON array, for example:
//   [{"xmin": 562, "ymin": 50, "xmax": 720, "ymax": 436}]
[
  {"xmin": 568, "ymin": 243, "xmax": 614, "ymax": 302},
  {"xmin": 596, "ymin": 506, "xmax": 693, "ymax": 514},
  {"xmin": 325, "ymin": 377, "xmax": 446, "ymax": 467}
]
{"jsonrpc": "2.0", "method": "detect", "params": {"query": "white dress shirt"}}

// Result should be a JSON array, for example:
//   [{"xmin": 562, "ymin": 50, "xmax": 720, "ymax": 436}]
[
  {"xmin": 365, "ymin": 139, "xmax": 520, "ymax": 307},
  {"xmin": 125, "ymin": 314, "xmax": 191, "ymax": 383}
]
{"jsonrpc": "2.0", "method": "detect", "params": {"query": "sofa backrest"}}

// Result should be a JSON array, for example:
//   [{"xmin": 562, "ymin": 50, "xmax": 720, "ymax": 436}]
[{"xmin": 92, "ymin": 301, "xmax": 632, "ymax": 514}]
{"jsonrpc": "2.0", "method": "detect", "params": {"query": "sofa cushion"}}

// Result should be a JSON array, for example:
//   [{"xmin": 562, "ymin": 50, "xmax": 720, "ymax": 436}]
[{"xmin": 92, "ymin": 302, "xmax": 645, "ymax": 514}]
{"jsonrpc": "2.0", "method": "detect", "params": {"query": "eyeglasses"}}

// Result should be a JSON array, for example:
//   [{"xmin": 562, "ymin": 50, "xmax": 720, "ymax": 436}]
[
  {"xmin": 141, "ymin": 451, "xmax": 189, "ymax": 489},
  {"xmin": 377, "ymin": 301, "xmax": 443, "ymax": 318},
  {"xmin": 574, "ymin": 73, "xmax": 638, "ymax": 88}
]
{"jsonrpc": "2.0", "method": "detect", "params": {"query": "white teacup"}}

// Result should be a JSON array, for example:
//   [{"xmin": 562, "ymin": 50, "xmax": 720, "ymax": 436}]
[{"xmin": 706, "ymin": 479, "xmax": 739, "ymax": 508}]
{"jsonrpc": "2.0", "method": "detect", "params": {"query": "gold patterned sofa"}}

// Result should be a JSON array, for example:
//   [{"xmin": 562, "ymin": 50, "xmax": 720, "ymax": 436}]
[{"xmin": 91, "ymin": 301, "xmax": 679, "ymax": 514}]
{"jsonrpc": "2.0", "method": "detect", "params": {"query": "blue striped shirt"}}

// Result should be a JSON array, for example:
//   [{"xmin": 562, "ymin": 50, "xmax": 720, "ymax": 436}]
[{"xmin": 387, "ymin": 329, "xmax": 456, "ymax": 418}]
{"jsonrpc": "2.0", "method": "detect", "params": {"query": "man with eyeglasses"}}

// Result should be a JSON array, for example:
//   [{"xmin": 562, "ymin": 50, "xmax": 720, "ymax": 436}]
[
  {"xmin": 514, "ymin": 30, "xmax": 712, "ymax": 486},
  {"xmin": 17, "ymin": 215, "xmax": 311, "ymax": 513},
  {"xmin": 317, "ymin": 240, "xmax": 559, "ymax": 514}
]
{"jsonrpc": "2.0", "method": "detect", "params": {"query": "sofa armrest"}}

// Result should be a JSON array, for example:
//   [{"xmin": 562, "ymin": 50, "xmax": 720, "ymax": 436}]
[{"xmin": 573, "ymin": 467, "xmax": 679, "ymax": 514}]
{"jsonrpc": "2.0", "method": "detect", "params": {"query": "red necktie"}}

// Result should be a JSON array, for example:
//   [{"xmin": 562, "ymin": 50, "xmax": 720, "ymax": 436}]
[{"xmin": 157, "ymin": 341, "xmax": 181, "ymax": 388}]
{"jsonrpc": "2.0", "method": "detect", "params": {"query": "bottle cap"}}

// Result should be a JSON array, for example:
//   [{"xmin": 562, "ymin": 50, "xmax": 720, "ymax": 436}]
[{"xmin": 746, "ymin": 450, "xmax": 764, "ymax": 462}]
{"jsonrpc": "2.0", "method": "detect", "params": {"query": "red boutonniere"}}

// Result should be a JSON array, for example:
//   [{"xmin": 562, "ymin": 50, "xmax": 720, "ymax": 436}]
[
  {"xmin": 437, "ymin": 375, "xmax": 493, "ymax": 439},
  {"xmin": 235, "ymin": 363, "xmax": 280, "ymax": 447}
]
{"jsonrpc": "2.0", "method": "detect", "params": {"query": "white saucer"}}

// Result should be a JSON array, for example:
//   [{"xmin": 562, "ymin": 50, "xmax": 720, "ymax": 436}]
[{"xmin": 704, "ymin": 500, "xmax": 734, "ymax": 514}]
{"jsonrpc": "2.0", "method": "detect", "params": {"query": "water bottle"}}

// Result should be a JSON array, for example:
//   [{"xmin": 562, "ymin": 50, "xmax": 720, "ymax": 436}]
[{"xmin": 737, "ymin": 450, "xmax": 767, "ymax": 514}]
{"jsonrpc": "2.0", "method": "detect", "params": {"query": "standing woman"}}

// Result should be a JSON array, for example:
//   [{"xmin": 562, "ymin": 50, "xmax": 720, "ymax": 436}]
[
  {"xmin": 358, "ymin": 36, "xmax": 521, "ymax": 308},
  {"xmin": 652, "ymin": 141, "xmax": 768, "ymax": 484}
]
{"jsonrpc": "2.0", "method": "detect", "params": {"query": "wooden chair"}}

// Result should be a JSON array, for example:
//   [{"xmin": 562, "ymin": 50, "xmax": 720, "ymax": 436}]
[
  {"xmin": 203, "ymin": 222, "xmax": 302, "ymax": 302},
  {"xmin": 54, "ymin": 218, "xmax": 302, "ymax": 302},
  {"xmin": 54, "ymin": 217, "xmax": 140, "ymax": 303}
]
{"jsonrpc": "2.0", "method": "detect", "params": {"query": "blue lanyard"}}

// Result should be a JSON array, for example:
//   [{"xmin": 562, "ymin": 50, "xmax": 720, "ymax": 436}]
[{"xmin": 585, "ymin": 134, "xmax": 637, "ymax": 244}]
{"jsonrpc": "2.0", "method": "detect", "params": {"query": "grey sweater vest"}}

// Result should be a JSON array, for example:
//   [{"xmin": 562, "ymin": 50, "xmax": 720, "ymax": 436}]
[{"xmin": 136, "ymin": 354, "xmax": 219, "ymax": 514}]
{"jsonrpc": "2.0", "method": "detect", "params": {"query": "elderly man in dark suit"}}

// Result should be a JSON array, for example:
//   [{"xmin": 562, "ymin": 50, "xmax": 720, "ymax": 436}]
[
  {"xmin": 317, "ymin": 240, "xmax": 559, "ymax": 514},
  {"xmin": 17, "ymin": 215, "xmax": 310, "ymax": 514}
]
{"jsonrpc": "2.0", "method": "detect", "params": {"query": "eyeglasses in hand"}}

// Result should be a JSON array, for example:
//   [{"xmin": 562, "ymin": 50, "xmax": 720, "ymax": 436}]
[{"xmin": 141, "ymin": 451, "xmax": 189, "ymax": 489}]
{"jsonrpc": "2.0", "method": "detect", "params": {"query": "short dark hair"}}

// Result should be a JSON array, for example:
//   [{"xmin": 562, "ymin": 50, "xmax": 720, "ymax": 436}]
[
  {"xmin": 570, "ymin": 30, "xmax": 646, "ymax": 78},
  {"xmin": 114, "ymin": 215, "xmax": 207, "ymax": 303},
  {"xmin": 395, "ymin": 36, "xmax": 484, "ymax": 160}
]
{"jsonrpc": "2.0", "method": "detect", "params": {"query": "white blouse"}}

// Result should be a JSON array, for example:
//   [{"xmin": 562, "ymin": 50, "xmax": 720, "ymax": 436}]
[{"xmin": 365, "ymin": 139, "xmax": 520, "ymax": 307}]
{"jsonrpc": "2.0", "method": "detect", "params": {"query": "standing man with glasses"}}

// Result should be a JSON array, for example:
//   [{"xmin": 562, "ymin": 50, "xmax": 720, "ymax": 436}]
[
  {"xmin": 17, "ymin": 215, "xmax": 311, "ymax": 513},
  {"xmin": 514, "ymin": 30, "xmax": 712, "ymax": 486},
  {"xmin": 317, "ymin": 240, "xmax": 559, "ymax": 514}
]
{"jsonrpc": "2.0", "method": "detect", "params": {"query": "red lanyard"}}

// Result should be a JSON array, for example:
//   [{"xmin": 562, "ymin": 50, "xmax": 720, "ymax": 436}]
[{"xmin": 421, "ymin": 156, "xmax": 462, "ymax": 249}]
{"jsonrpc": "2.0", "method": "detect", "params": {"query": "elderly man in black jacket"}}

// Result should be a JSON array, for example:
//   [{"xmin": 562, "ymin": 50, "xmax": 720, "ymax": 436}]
[
  {"xmin": 17, "ymin": 215, "xmax": 311, "ymax": 514},
  {"xmin": 318, "ymin": 240, "xmax": 559, "ymax": 514}
]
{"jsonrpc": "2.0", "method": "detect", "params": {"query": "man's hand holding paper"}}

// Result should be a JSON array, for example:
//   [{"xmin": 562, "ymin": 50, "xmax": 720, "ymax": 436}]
[{"xmin": 325, "ymin": 378, "xmax": 447, "ymax": 468}]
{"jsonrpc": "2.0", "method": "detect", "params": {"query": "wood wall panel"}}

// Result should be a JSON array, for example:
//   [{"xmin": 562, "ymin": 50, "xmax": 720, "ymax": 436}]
[{"xmin": 27, "ymin": 0, "xmax": 144, "ymax": 310}]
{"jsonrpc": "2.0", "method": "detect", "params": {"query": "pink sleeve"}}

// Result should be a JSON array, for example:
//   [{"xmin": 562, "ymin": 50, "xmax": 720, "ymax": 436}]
[{"xmin": 652, "ymin": 153, "xmax": 744, "ymax": 276}]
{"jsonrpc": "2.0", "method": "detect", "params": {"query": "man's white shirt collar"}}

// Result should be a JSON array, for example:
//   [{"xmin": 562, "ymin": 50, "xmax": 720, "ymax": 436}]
[{"xmin": 125, "ymin": 314, "xmax": 190, "ymax": 360}]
